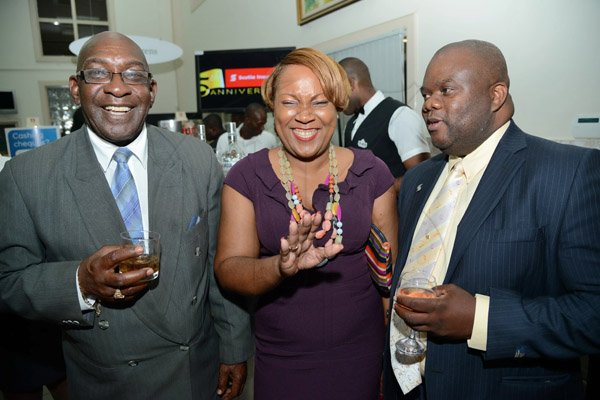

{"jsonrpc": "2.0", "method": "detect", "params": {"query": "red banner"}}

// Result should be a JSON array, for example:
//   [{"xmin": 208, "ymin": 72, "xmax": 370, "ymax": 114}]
[{"xmin": 225, "ymin": 67, "xmax": 274, "ymax": 88}]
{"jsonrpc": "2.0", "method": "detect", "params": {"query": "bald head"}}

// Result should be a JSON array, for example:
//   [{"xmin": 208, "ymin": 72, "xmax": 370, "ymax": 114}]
[
  {"xmin": 203, "ymin": 113, "xmax": 225, "ymax": 141},
  {"xmin": 203, "ymin": 113, "xmax": 223, "ymax": 130},
  {"xmin": 339, "ymin": 57, "xmax": 373, "ymax": 87},
  {"xmin": 240, "ymin": 102, "xmax": 267, "ymax": 140},
  {"xmin": 434, "ymin": 40, "xmax": 510, "ymax": 90},
  {"xmin": 244, "ymin": 102, "xmax": 266, "ymax": 119},
  {"xmin": 76, "ymin": 32, "xmax": 149, "ymax": 71},
  {"xmin": 339, "ymin": 57, "xmax": 375, "ymax": 114}
]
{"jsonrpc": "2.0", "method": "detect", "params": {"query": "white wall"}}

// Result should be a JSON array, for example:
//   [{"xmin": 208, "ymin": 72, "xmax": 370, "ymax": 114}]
[
  {"xmin": 1, "ymin": 0, "xmax": 599, "ymax": 139},
  {"xmin": 0, "ymin": 0, "xmax": 181, "ymax": 126},
  {"xmin": 414, "ymin": 0, "xmax": 600, "ymax": 139},
  {"xmin": 172, "ymin": 0, "xmax": 600, "ymax": 139},
  {"xmin": 111, "ymin": 0, "xmax": 180, "ymax": 113}
]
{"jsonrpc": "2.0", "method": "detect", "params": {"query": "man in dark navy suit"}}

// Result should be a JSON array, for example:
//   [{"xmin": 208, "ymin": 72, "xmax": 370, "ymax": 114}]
[{"xmin": 384, "ymin": 39, "xmax": 600, "ymax": 399}]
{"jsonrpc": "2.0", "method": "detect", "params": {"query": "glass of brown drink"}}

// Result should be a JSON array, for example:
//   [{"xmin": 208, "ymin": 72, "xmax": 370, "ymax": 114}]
[{"xmin": 119, "ymin": 230, "xmax": 160, "ymax": 281}]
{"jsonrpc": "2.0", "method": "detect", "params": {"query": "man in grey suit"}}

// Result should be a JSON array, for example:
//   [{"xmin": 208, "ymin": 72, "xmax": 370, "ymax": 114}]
[
  {"xmin": 384, "ymin": 40, "xmax": 600, "ymax": 399},
  {"xmin": 0, "ymin": 32, "xmax": 252, "ymax": 399}
]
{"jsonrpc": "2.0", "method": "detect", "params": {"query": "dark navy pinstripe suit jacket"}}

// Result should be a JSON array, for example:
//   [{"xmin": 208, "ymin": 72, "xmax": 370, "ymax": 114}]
[{"xmin": 384, "ymin": 121, "xmax": 600, "ymax": 400}]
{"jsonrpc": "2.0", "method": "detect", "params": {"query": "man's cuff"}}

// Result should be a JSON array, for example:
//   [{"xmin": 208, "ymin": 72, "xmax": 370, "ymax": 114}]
[
  {"xmin": 467, "ymin": 293, "xmax": 489, "ymax": 351},
  {"xmin": 76, "ymin": 265, "xmax": 96, "ymax": 311}
]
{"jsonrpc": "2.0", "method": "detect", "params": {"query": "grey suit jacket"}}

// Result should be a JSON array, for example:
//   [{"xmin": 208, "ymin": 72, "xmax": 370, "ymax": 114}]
[
  {"xmin": 0, "ymin": 125, "xmax": 252, "ymax": 399},
  {"xmin": 384, "ymin": 122, "xmax": 600, "ymax": 399}
]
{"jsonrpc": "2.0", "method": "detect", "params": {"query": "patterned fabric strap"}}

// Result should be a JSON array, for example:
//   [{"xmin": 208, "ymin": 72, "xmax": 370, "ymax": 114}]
[{"xmin": 365, "ymin": 223, "xmax": 392, "ymax": 294}]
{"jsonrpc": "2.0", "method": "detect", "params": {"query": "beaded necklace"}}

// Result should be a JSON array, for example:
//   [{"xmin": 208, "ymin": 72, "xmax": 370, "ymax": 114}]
[{"xmin": 277, "ymin": 145, "xmax": 343, "ymax": 244}]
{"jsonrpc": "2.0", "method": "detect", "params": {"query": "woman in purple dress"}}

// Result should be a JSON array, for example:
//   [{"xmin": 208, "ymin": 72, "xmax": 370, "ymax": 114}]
[{"xmin": 215, "ymin": 48, "xmax": 397, "ymax": 400}]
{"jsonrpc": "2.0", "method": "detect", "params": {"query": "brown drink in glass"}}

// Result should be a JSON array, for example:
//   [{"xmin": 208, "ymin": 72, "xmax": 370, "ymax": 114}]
[{"xmin": 120, "ymin": 230, "xmax": 160, "ymax": 281}]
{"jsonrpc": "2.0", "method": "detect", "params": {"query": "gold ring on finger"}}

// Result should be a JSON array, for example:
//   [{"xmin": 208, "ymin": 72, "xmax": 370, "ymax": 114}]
[{"xmin": 113, "ymin": 288, "xmax": 125, "ymax": 300}]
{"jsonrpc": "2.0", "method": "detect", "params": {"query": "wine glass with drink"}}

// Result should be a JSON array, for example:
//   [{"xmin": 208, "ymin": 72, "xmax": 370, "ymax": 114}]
[
  {"xmin": 394, "ymin": 270, "xmax": 437, "ymax": 357},
  {"xmin": 119, "ymin": 230, "xmax": 161, "ymax": 282}
]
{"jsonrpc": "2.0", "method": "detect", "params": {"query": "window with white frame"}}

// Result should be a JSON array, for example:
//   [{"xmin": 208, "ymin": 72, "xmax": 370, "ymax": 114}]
[
  {"xmin": 327, "ymin": 31, "xmax": 406, "ymax": 146},
  {"xmin": 30, "ymin": 0, "xmax": 110, "ymax": 59}
]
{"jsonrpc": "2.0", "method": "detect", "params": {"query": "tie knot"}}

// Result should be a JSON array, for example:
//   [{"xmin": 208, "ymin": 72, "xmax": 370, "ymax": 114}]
[
  {"xmin": 450, "ymin": 160, "xmax": 465, "ymax": 177},
  {"xmin": 113, "ymin": 148, "xmax": 133, "ymax": 163}
]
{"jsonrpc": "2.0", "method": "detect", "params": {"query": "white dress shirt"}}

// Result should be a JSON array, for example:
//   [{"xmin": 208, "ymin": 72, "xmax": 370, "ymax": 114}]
[
  {"xmin": 350, "ymin": 90, "xmax": 430, "ymax": 161},
  {"xmin": 216, "ymin": 124, "xmax": 278, "ymax": 156},
  {"xmin": 87, "ymin": 126, "xmax": 150, "ymax": 231},
  {"xmin": 0, "ymin": 155, "xmax": 10, "ymax": 171},
  {"xmin": 76, "ymin": 125, "xmax": 150, "ymax": 310}
]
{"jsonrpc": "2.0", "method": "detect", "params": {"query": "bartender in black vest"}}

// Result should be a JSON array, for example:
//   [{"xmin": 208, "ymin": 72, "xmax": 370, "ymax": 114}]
[{"xmin": 340, "ymin": 57, "xmax": 430, "ymax": 193}]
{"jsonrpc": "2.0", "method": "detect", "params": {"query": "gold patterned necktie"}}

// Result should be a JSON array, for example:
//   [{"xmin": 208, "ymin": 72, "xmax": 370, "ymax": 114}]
[
  {"xmin": 390, "ymin": 160, "xmax": 466, "ymax": 394},
  {"xmin": 404, "ymin": 159, "xmax": 466, "ymax": 277}
]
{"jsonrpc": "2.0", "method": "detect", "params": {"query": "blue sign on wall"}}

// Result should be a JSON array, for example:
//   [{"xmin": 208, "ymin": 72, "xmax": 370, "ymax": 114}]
[{"xmin": 4, "ymin": 126, "xmax": 60, "ymax": 157}]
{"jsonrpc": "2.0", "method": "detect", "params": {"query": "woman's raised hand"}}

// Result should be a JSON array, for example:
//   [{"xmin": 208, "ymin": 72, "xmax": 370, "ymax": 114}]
[{"xmin": 279, "ymin": 211, "xmax": 343, "ymax": 277}]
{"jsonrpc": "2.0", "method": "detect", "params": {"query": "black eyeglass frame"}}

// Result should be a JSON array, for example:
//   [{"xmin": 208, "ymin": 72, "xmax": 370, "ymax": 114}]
[{"xmin": 77, "ymin": 69, "xmax": 153, "ymax": 85}]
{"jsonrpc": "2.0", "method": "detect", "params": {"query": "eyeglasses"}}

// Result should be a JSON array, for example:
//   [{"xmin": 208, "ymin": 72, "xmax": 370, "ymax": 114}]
[{"xmin": 77, "ymin": 69, "xmax": 152, "ymax": 85}]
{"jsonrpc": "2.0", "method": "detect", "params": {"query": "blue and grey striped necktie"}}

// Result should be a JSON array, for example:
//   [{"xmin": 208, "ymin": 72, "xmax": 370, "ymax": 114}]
[{"xmin": 111, "ymin": 148, "xmax": 143, "ymax": 233}]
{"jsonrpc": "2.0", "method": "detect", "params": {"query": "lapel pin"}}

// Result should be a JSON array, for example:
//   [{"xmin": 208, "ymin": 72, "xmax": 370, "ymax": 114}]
[{"xmin": 416, "ymin": 184, "xmax": 423, "ymax": 192}]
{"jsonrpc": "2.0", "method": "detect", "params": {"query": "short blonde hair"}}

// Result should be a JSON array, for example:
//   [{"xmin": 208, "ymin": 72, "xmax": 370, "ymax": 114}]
[{"xmin": 262, "ymin": 48, "xmax": 350, "ymax": 112}]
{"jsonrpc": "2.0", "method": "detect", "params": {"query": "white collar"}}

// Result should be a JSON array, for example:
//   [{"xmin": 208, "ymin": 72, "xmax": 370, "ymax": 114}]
[
  {"xmin": 87, "ymin": 125, "xmax": 149, "ymax": 172},
  {"xmin": 363, "ymin": 90, "xmax": 386, "ymax": 116}
]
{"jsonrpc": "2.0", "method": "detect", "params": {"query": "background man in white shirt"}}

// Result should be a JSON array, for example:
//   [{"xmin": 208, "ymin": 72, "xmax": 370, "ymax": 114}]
[
  {"xmin": 341, "ymin": 57, "xmax": 430, "ymax": 192},
  {"xmin": 216, "ymin": 102, "xmax": 278, "ymax": 156}
]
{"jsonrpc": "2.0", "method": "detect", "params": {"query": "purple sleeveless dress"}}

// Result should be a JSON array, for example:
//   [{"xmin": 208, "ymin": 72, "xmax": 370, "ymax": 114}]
[{"xmin": 225, "ymin": 148, "xmax": 394, "ymax": 400}]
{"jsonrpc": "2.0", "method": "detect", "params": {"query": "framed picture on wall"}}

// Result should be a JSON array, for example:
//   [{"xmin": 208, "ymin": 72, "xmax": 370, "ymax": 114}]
[{"xmin": 296, "ymin": 0, "xmax": 361, "ymax": 25}]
